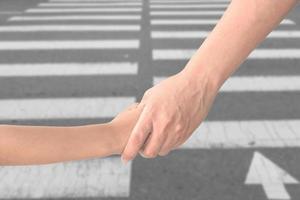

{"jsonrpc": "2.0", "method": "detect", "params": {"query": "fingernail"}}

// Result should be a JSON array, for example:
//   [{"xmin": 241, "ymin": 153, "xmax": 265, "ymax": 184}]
[
  {"xmin": 139, "ymin": 152, "xmax": 146, "ymax": 158},
  {"xmin": 121, "ymin": 157, "xmax": 129, "ymax": 165},
  {"xmin": 139, "ymin": 151, "xmax": 147, "ymax": 158}
]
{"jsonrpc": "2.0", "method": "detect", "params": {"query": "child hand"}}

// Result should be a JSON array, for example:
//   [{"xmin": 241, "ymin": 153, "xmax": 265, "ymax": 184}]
[
  {"xmin": 111, "ymin": 102, "xmax": 140, "ymax": 125},
  {"xmin": 109, "ymin": 102, "xmax": 143, "ymax": 154}
]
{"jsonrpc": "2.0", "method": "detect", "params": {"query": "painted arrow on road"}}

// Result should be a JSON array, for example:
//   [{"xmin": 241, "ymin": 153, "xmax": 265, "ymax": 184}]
[{"xmin": 245, "ymin": 151, "xmax": 299, "ymax": 200}]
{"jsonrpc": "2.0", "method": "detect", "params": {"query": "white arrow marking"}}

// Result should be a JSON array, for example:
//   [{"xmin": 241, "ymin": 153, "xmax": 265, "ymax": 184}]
[{"xmin": 245, "ymin": 152, "xmax": 299, "ymax": 200}]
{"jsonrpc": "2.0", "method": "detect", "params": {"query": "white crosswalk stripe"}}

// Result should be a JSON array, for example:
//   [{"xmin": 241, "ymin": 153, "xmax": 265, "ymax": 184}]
[
  {"xmin": 152, "ymin": 49, "xmax": 300, "ymax": 59},
  {"xmin": 0, "ymin": 63, "xmax": 138, "ymax": 77},
  {"xmin": 0, "ymin": 11, "xmax": 23, "ymax": 15},
  {"xmin": 26, "ymin": 8, "xmax": 142, "ymax": 13},
  {"xmin": 151, "ymin": 19, "xmax": 220, "ymax": 25},
  {"xmin": 0, "ymin": 158, "xmax": 132, "ymax": 198},
  {"xmin": 150, "ymin": 0, "xmax": 230, "ymax": 3},
  {"xmin": 39, "ymin": 2, "xmax": 143, "ymax": 7},
  {"xmin": 9, "ymin": 15, "xmax": 141, "ymax": 21},
  {"xmin": 0, "ymin": 97, "xmax": 135, "ymax": 120},
  {"xmin": 150, "ymin": 11, "xmax": 224, "ymax": 16},
  {"xmin": 150, "ymin": 4, "xmax": 229, "ymax": 8},
  {"xmin": 181, "ymin": 120, "xmax": 300, "ymax": 149},
  {"xmin": 50, "ymin": 0, "xmax": 142, "ymax": 1},
  {"xmin": 151, "ymin": 19, "xmax": 295, "ymax": 25},
  {"xmin": 0, "ymin": 40, "xmax": 139, "ymax": 50},
  {"xmin": 151, "ymin": 30, "xmax": 300, "ymax": 38},
  {"xmin": 0, "ymin": 25, "xmax": 141, "ymax": 32},
  {"xmin": 154, "ymin": 76, "xmax": 300, "ymax": 92}
]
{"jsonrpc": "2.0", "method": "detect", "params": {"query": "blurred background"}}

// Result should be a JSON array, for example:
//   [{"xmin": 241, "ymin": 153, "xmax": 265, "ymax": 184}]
[{"xmin": 0, "ymin": 0, "xmax": 299, "ymax": 199}]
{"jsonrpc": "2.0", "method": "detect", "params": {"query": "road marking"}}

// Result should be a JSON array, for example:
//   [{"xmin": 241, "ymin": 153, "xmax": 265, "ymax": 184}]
[
  {"xmin": 0, "ymin": 97, "xmax": 135, "ymax": 120},
  {"xmin": 0, "ymin": 40, "xmax": 139, "ymax": 50},
  {"xmin": 0, "ymin": 63, "xmax": 138, "ymax": 77},
  {"xmin": 151, "ymin": 19, "xmax": 294, "ymax": 25},
  {"xmin": 0, "ymin": 158, "xmax": 132, "ymax": 198},
  {"xmin": 220, "ymin": 76, "xmax": 300, "ymax": 91},
  {"xmin": 152, "ymin": 30, "xmax": 211, "ymax": 38},
  {"xmin": 245, "ymin": 152, "xmax": 299, "ymax": 200},
  {"xmin": 268, "ymin": 30, "xmax": 300, "ymax": 38},
  {"xmin": 150, "ymin": 11, "xmax": 224, "ymax": 16},
  {"xmin": 9, "ymin": 15, "xmax": 141, "ymax": 21},
  {"xmin": 152, "ymin": 49, "xmax": 300, "ymax": 60},
  {"xmin": 154, "ymin": 76, "xmax": 300, "ymax": 92},
  {"xmin": 50, "ymin": 0, "xmax": 141, "ymax": 1},
  {"xmin": 151, "ymin": 19, "xmax": 219, "ymax": 25},
  {"xmin": 151, "ymin": 30, "xmax": 300, "ymax": 38},
  {"xmin": 150, "ymin": 4, "xmax": 228, "ymax": 8},
  {"xmin": 150, "ymin": 0, "xmax": 229, "ymax": 2},
  {"xmin": 180, "ymin": 120, "xmax": 300, "ymax": 149},
  {"xmin": 26, "ymin": 8, "xmax": 142, "ymax": 13},
  {"xmin": 248, "ymin": 49, "xmax": 300, "ymax": 58},
  {"xmin": 39, "ymin": 2, "xmax": 142, "ymax": 6},
  {"xmin": 0, "ymin": 11, "xmax": 23, "ymax": 15},
  {"xmin": 0, "ymin": 25, "xmax": 140, "ymax": 32}
]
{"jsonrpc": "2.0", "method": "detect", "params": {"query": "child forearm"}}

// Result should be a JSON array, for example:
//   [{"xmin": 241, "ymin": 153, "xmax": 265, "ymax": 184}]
[
  {"xmin": 0, "ymin": 123, "xmax": 121, "ymax": 166},
  {"xmin": 0, "ymin": 103, "xmax": 140, "ymax": 166}
]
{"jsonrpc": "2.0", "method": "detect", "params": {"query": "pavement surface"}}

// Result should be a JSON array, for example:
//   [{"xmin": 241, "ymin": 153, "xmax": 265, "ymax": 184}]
[{"xmin": 0, "ymin": 0, "xmax": 300, "ymax": 200}]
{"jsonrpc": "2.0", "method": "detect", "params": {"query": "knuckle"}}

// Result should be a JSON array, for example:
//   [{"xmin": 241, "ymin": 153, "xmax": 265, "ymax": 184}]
[
  {"xmin": 155, "ymin": 115, "xmax": 169, "ymax": 129},
  {"xmin": 175, "ymin": 123, "xmax": 184, "ymax": 132},
  {"xmin": 157, "ymin": 112, "xmax": 168, "ymax": 121}
]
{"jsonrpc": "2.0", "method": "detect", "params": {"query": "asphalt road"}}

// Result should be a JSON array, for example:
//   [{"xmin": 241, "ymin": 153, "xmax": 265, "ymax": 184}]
[{"xmin": 0, "ymin": 0, "xmax": 299, "ymax": 200}]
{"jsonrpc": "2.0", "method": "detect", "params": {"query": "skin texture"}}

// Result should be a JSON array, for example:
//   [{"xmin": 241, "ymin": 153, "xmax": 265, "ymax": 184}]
[
  {"xmin": 121, "ymin": 0, "xmax": 299, "ymax": 163},
  {"xmin": 0, "ymin": 103, "xmax": 141, "ymax": 166}
]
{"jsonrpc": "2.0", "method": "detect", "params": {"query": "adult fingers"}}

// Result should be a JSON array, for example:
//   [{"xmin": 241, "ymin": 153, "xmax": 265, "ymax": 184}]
[
  {"xmin": 158, "ymin": 136, "xmax": 176, "ymax": 156},
  {"xmin": 121, "ymin": 104, "xmax": 153, "ymax": 163},
  {"xmin": 159, "ymin": 136, "xmax": 186, "ymax": 156},
  {"xmin": 158, "ymin": 149, "xmax": 170, "ymax": 157},
  {"xmin": 139, "ymin": 130, "xmax": 167, "ymax": 158}
]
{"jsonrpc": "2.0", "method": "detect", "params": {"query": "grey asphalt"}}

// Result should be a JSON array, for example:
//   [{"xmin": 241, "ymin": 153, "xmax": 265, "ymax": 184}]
[{"xmin": 0, "ymin": 0, "xmax": 300, "ymax": 200}]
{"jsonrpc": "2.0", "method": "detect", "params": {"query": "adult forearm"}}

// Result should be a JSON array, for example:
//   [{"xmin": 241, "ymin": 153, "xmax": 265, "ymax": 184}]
[
  {"xmin": 0, "ymin": 123, "xmax": 119, "ymax": 165},
  {"xmin": 182, "ymin": 0, "xmax": 298, "ymax": 89}
]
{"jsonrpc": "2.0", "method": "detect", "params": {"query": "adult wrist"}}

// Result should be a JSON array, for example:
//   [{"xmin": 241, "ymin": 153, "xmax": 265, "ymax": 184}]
[{"xmin": 179, "ymin": 59, "xmax": 224, "ymax": 95}]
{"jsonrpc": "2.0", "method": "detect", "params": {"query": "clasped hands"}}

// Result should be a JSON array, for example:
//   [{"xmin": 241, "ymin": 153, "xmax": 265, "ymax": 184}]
[{"xmin": 112, "ymin": 69, "xmax": 219, "ymax": 164}]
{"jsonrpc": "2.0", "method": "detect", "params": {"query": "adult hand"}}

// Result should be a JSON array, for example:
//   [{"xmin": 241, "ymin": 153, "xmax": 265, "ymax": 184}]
[{"xmin": 121, "ymin": 69, "xmax": 220, "ymax": 163}]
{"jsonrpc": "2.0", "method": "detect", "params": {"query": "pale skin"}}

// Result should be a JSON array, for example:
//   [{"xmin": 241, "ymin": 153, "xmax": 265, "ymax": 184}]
[
  {"xmin": 121, "ymin": 0, "xmax": 299, "ymax": 163},
  {"xmin": 0, "ymin": 103, "xmax": 142, "ymax": 166}
]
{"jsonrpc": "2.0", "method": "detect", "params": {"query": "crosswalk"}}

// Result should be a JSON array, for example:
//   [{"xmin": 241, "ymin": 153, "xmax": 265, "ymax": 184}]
[
  {"xmin": 0, "ymin": 25, "xmax": 141, "ymax": 31},
  {"xmin": 154, "ymin": 76, "xmax": 300, "ymax": 91},
  {"xmin": 0, "ymin": 40, "xmax": 139, "ymax": 50},
  {"xmin": 0, "ymin": 0, "xmax": 142, "ymax": 198},
  {"xmin": 150, "ymin": 1, "xmax": 299, "ymax": 199},
  {"xmin": 151, "ymin": 30, "xmax": 300, "ymax": 38},
  {"xmin": 0, "ymin": 0, "xmax": 299, "ymax": 199},
  {"xmin": 0, "ymin": 63, "xmax": 138, "ymax": 76},
  {"xmin": 9, "ymin": 15, "xmax": 142, "ymax": 21}
]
